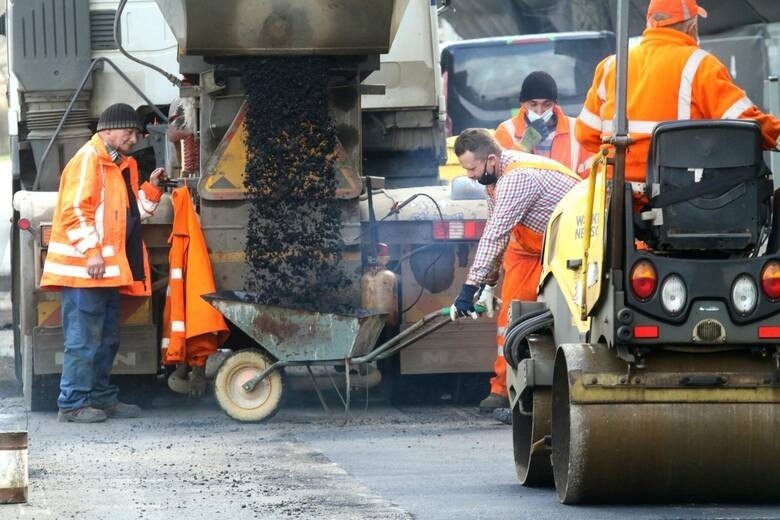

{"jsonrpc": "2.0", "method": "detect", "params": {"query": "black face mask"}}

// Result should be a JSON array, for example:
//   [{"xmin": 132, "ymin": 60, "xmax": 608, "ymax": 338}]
[{"xmin": 477, "ymin": 158, "xmax": 498, "ymax": 186}]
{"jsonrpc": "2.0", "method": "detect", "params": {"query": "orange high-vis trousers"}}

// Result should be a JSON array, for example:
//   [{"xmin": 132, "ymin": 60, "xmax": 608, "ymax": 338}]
[{"xmin": 490, "ymin": 225, "xmax": 543, "ymax": 397}]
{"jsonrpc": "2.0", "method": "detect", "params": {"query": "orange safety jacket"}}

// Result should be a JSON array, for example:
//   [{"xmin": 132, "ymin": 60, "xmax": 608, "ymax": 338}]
[
  {"xmin": 575, "ymin": 27, "xmax": 780, "ymax": 182},
  {"xmin": 161, "ymin": 187, "xmax": 229, "ymax": 367},
  {"xmin": 495, "ymin": 105, "xmax": 592, "ymax": 177},
  {"xmin": 40, "ymin": 134, "xmax": 162, "ymax": 296}
]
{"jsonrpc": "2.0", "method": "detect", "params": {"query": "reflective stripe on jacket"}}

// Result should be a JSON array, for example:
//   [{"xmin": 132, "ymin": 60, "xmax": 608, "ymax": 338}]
[
  {"xmin": 575, "ymin": 27, "xmax": 780, "ymax": 182},
  {"xmin": 161, "ymin": 187, "xmax": 229, "ymax": 367},
  {"xmin": 40, "ymin": 134, "xmax": 162, "ymax": 295},
  {"xmin": 495, "ymin": 105, "xmax": 593, "ymax": 177}
]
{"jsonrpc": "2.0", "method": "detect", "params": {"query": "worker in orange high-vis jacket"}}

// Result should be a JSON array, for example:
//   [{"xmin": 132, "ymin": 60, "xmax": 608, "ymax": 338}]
[
  {"xmin": 40, "ymin": 103, "xmax": 167, "ymax": 423},
  {"xmin": 161, "ymin": 186, "xmax": 230, "ymax": 397},
  {"xmin": 576, "ymin": 0, "xmax": 780, "ymax": 186},
  {"xmin": 449, "ymin": 128, "xmax": 579, "ymax": 415},
  {"xmin": 496, "ymin": 71, "xmax": 593, "ymax": 177}
]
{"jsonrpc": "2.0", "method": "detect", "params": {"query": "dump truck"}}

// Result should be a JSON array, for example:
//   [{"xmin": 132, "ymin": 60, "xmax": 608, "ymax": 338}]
[
  {"xmin": 9, "ymin": 0, "xmax": 496, "ymax": 410},
  {"xmin": 504, "ymin": 0, "xmax": 780, "ymax": 503}
]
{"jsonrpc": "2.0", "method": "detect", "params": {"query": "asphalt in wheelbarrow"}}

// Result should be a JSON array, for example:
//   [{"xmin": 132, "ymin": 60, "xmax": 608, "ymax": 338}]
[{"xmin": 211, "ymin": 290, "xmax": 382, "ymax": 318}]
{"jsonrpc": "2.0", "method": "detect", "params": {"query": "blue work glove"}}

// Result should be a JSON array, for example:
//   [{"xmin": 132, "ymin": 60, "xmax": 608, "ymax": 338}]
[
  {"xmin": 450, "ymin": 284, "xmax": 480, "ymax": 321},
  {"xmin": 528, "ymin": 118, "xmax": 554, "ymax": 141}
]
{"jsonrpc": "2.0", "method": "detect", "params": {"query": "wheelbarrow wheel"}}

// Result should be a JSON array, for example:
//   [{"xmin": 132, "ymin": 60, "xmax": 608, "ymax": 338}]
[{"xmin": 214, "ymin": 349, "xmax": 285, "ymax": 422}]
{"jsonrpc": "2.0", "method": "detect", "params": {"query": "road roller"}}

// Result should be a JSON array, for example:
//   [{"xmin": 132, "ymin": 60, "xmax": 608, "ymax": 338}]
[{"xmin": 504, "ymin": 0, "xmax": 780, "ymax": 504}]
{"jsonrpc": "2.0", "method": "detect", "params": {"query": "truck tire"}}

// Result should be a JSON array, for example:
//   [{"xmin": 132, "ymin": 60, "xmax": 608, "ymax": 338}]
[
  {"xmin": 115, "ymin": 374, "xmax": 159, "ymax": 409},
  {"xmin": 29, "ymin": 375, "xmax": 60, "ymax": 411}
]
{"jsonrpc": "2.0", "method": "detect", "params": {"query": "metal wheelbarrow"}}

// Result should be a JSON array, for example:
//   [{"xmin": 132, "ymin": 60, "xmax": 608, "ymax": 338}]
[{"xmin": 202, "ymin": 291, "xmax": 458, "ymax": 423}]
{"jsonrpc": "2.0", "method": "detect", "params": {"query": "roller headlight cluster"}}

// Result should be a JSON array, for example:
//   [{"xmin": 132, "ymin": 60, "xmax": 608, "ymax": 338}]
[{"xmin": 630, "ymin": 260, "xmax": 780, "ymax": 318}]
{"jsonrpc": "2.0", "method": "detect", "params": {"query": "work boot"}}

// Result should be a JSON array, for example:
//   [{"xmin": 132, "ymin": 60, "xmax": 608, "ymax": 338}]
[
  {"xmin": 57, "ymin": 406, "xmax": 107, "ymax": 423},
  {"xmin": 96, "ymin": 401, "xmax": 141, "ymax": 419},
  {"xmin": 167, "ymin": 364, "xmax": 191, "ymax": 395},
  {"xmin": 189, "ymin": 365, "xmax": 208, "ymax": 398},
  {"xmin": 479, "ymin": 393, "xmax": 509, "ymax": 413},
  {"xmin": 493, "ymin": 407, "xmax": 512, "ymax": 425}
]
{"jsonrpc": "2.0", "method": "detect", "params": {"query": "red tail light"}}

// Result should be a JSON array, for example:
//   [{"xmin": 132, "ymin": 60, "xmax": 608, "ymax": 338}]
[
  {"xmin": 758, "ymin": 326, "xmax": 780, "ymax": 339},
  {"xmin": 633, "ymin": 325, "xmax": 659, "ymax": 339},
  {"xmin": 630, "ymin": 260, "xmax": 657, "ymax": 300},
  {"xmin": 432, "ymin": 220, "xmax": 486, "ymax": 240},
  {"xmin": 761, "ymin": 261, "xmax": 780, "ymax": 300}
]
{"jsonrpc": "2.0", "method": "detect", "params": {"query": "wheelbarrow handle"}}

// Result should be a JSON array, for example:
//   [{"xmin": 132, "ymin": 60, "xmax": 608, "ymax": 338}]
[
  {"xmin": 353, "ymin": 304, "xmax": 491, "ymax": 364},
  {"xmin": 354, "ymin": 309, "xmax": 444, "ymax": 363}
]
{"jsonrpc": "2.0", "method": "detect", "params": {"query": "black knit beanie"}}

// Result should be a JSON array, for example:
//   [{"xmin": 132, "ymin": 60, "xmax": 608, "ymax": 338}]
[
  {"xmin": 519, "ymin": 71, "xmax": 558, "ymax": 102},
  {"xmin": 96, "ymin": 103, "xmax": 143, "ymax": 132}
]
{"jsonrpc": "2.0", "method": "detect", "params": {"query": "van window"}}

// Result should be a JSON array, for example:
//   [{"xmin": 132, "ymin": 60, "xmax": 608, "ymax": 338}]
[{"xmin": 443, "ymin": 35, "xmax": 614, "ymax": 135}]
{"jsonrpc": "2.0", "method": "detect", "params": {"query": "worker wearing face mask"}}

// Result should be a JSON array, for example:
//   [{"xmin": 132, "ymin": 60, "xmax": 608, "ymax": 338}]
[
  {"xmin": 449, "ymin": 128, "xmax": 580, "ymax": 413},
  {"xmin": 495, "ymin": 71, "xmax": 593, "ymax": 178}
]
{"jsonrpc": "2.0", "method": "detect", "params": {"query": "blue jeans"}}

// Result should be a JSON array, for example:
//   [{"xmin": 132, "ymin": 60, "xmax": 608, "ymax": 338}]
[{"xmin": 57, "ymin": 287, "xmax": 121, "ymax": 410}]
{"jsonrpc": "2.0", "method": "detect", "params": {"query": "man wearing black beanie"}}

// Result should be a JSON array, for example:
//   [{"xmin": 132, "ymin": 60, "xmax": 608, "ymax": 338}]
[
  {"xmin": 495, "ymin": 71, "xmax": 592, "ymax": 178},
  {"xmin": 41, "ymin": 103, "xmax": 168, "ymax": 422}
]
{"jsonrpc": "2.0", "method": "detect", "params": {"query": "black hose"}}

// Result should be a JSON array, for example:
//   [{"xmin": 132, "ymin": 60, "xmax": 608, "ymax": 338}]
[
  {"xmin": 401, "ymin": 246, "xmax": 446, "ymax": 315},
  {"xmin": 33, "ymin": 57, "xmax": 169, "ymax": 190},
  {"xmin": 381, "ymin": 192, "xmax": 444, "ymax": 222},
  {"xmin": 503, "ymin": 309, "xmax": 553, "ymax": 368},
  {"xmin": 378, "ymin": 191, "xmax": 446, "ymax": 313},
  {"xmin": 115, "ymin": 0, "xmax": 181, "ymax": 87}
]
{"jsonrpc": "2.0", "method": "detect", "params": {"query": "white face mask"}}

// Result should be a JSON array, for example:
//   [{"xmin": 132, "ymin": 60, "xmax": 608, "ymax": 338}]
[{"xmin": 527, "ymin": 107, "xmax": 554, "ymax": 123}]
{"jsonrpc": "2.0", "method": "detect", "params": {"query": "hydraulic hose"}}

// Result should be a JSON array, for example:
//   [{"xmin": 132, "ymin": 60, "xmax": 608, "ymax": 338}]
[
  {"xmin": 115, "ymin": 0, "xmax": 181, "ymax": 87},
  {"xmin": 33, "ymin": 57, "xmax": 169, "ymax": 190},
  {"xmin": 503, "ymin": 308, "xmax": 553, "ymax": 368}
]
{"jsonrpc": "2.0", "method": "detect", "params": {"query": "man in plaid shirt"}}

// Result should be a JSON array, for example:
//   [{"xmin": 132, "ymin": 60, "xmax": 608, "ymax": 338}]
[{"xmin": 449, "ymin": 128, "xmax": 579, "ymax": 412}]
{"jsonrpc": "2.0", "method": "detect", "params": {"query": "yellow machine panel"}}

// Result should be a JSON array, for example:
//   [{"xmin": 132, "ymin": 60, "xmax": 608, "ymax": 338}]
[{"xmin": 540, "ymin": 157, "xmax": 608, "ymax": 333}]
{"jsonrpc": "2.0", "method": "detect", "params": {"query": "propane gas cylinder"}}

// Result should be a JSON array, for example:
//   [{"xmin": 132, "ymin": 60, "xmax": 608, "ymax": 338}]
[
  {"xmin": 361, "ymin": 246, "xmax": 398, "ymax": 326},
  {"xmin": 361, "ymin": 267, "xmax": 398, "ymax": 326}
]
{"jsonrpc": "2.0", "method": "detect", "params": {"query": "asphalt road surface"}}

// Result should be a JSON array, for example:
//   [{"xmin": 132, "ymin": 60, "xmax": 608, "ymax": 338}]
[{"xmin": 1, "ymin": 330, "xmax": 779, "ymax": 519}]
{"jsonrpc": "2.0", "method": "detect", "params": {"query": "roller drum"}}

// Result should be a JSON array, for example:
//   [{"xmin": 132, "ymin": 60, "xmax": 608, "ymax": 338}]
[
  {"xmin": 513, "ymin": 389, "xmax": 553, "ymax": 486},
  {"xmin": 552, "ymin": 344, "xmax": 780, "ymax": 503},
  {"xmin": 510, "ymin": 334, "xmax": 556, "ymax": 486}
]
